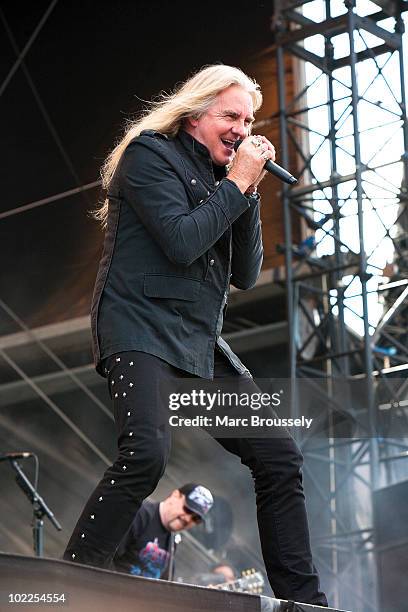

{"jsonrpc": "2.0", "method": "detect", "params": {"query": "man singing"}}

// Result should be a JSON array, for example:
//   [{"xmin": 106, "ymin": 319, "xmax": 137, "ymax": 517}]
[{"xmin": 63, "ymin": 64, "xmax": 327, "ymax": 607}]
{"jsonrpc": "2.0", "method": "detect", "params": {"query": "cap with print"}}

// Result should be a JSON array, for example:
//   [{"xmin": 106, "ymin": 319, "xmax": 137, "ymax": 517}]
[{"xmin": 179, "ymin": 483, "xmax": 213, "ymax": 520}]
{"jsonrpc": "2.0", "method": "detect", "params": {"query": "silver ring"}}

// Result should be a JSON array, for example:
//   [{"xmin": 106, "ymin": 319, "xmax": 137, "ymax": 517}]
[{"xmin": 251, "ymin": 136, "xmax": 262, "ymax": 148}]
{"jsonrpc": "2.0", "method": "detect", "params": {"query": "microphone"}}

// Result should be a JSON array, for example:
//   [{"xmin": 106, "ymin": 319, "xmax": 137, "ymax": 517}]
[
  {"xmin": 234, "ymin": 139, "xmax": 298, "ymax": 185},
  {"xmin": 0, "ymin": 452, "xmax": 32, "ymax": 462}
]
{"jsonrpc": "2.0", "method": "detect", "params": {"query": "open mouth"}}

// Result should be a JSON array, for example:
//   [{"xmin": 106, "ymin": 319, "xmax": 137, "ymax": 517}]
[{"xmin": 221, "ymin": 138, "xmax": 235, "ymax": 151}]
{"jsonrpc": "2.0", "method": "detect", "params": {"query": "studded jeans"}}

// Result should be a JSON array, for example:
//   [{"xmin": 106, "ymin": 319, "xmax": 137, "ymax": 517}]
[{"xmin": 63, "ymin": 350, "xmax": 327, "ymax": 606}]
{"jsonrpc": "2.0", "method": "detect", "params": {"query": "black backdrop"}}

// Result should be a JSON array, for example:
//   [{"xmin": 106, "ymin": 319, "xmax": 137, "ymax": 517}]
[{"xmin": 0, "ymin": 0, "xmax": 273, "ymax": 335}]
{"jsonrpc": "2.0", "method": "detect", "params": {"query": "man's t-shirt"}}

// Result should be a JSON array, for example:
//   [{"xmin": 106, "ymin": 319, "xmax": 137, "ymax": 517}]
[{"xmin": 113, "ymin": 501, "xmax": 171, "ymax": 579}]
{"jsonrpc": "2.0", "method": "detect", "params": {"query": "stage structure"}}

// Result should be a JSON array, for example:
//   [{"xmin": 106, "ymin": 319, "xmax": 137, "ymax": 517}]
[
  {"xmin": 271, "ymin": 1, "xmax": 408, "ymax": 611},
  {"xmin": 0, "ymin": 553, "xmax": 348, "ymax": 612},
  {"xmin": 2, "ymin": 2, "xmax": 408, "ymax": 609}
]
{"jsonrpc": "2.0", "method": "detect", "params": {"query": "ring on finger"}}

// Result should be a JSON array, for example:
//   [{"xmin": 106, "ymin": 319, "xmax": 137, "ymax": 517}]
[
  {"xmin": 261, "ymin": 151, "xmax": 270, "ymax": 161},
  {"xmin": 251, "ymin": 136, "xmax": 262, "ymax": 148}
]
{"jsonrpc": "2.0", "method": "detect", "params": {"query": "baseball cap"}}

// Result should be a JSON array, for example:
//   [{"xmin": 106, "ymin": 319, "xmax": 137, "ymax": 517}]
[{"xmin": 179, "ymin": 483, "xmax": 213, "ymax": 521}]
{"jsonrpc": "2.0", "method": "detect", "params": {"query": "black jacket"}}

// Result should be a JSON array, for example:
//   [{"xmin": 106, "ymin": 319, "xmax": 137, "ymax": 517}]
[{"xmin": 91, "ymin": 129, "xmax": 263, "ymax": 378}]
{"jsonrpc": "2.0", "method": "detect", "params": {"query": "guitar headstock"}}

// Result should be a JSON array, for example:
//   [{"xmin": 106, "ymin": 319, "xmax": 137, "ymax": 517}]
[{"xmin": 238, "ymin": 568, "xmax": 264, "ymax": 594}]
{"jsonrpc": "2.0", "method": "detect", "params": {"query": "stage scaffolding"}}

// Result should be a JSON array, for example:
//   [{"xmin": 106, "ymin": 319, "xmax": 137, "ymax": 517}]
[{"xmin": 272, "ymin": 1, "xmax": 408, "ymax": 610}]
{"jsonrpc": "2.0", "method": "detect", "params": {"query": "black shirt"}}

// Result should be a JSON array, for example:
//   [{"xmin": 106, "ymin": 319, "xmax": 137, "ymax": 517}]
[{"xmin": 113, "ymin": 501, "xmax": 171, "ymax": 579}]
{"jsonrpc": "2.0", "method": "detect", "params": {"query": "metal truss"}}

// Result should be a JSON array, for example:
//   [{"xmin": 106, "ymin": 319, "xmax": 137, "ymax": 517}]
[{"xmin": 273, "ymin": 1, "xmax": 408, "ymax": 610}]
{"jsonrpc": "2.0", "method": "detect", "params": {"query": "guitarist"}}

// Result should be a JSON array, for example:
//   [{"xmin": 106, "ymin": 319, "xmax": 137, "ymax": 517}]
[
  {"xmin": 192, "ymin": 562, "xmax": 265, "ymax": 594},
  {"xmin": 112, "ymin": 483, "xmax": 213, "ymax": 579},
  {"xmin": 211, "ymin": 562, "xmax": 236, "ymax": 584}
]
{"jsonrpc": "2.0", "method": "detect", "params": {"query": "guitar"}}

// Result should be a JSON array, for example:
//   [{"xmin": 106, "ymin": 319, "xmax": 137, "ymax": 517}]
[{"xmin": 215, "ymin": 569, "xmax": 264, "ymax": 594}]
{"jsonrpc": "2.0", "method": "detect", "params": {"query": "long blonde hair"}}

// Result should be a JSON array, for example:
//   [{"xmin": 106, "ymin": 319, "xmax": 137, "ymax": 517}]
[{"xmin": 95, "ymin": 64, "xmax": 263, "ymax": 225}]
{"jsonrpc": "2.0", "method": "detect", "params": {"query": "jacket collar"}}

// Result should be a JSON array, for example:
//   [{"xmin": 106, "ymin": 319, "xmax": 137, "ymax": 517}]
[
  {"xmin": 176, "ymin": 129, "xmax": 226, "ymax": 181},
  {"xmin": 177, "ymin": 129, "xmax": 211, "ymax": 160}
]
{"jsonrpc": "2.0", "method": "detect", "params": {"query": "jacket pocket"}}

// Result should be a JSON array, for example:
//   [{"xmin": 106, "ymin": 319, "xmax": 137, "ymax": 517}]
[{"xmin": 143, "ymin": 274, "xmax": 201, "ymax": 301}]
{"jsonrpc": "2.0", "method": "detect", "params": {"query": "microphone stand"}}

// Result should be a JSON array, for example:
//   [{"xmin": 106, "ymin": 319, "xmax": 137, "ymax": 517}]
[
  {"xmin": 10, "ymin": 459, "xmax": 62, "ymax": 557},
  {"xmin": 168, "ymin": 533, "xmax": 176, "ymax": 581},
  {"xmin": 167, "ymin": 533, "xmax": 182, "ymax": 581}
]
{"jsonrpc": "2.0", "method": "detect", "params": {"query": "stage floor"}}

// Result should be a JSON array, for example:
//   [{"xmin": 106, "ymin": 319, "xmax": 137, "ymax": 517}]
[{"xmin": 0, "ymin": 553, "xmax": 348, "ymax": 612}]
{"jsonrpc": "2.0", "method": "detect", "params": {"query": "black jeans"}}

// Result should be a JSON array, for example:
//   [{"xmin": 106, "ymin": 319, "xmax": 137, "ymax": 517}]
[{"xmin": 63, "ymin": 350, "xmax": 327, "ymax": 606}]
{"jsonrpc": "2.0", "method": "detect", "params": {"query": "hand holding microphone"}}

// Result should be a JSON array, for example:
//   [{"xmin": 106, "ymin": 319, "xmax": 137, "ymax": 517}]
[{"xmin": 228, "ymin": 135, "xmax": 297, "ymax": 194}]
